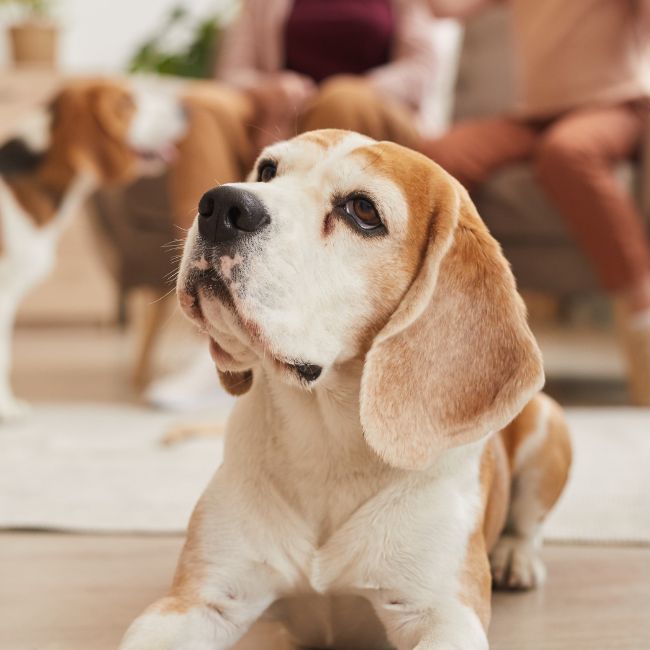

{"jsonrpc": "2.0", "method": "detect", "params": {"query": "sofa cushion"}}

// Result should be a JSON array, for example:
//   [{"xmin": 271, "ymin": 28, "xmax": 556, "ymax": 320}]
[
  {"xmin": 502, "ymin": 243, "xmax": 598, "ymax": 293},
  {"xmin": 453, "ymin": 5, "xmax": 515, "ymax": 121},
  {"xmin": 476, "ymin": 162, "xmax": 637, "ymax": 243}
]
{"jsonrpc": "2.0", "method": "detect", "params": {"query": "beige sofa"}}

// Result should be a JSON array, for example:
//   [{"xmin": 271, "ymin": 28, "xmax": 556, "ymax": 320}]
[{"xmin": 454, "ymin": 6, "xmax": 650, "ymax": 296}]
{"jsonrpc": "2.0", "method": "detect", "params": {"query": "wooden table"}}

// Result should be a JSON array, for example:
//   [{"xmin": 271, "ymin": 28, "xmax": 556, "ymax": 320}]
[{"xmin": 0, "ymin": 67, "xmax": 62, "ymax": 143}]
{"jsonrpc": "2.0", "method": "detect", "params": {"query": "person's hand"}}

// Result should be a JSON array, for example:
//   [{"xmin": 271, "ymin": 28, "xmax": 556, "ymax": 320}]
[{"xmin": 248, "ymin": 72, "xmax": 317, "ymax": 122}]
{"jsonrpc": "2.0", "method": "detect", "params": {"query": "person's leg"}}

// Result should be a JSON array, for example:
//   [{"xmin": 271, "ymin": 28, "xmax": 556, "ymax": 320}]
[
  {"xmin": 170, "ymin": 83, "xmax": 256, "ymax": 229},
  {"xmin": 534, "ymin": 104, "xmax": 650, "ymax": 404},
  {"xmin": 298, "ymin": 75, "xmax": 420, "ymax": 149},
  {"xmin": 142, "ymin": 84, "xmax": 255, "ymax": 402},
  {"xmin": 421, "ymin": 117, "xmax": 539, "ymax": 189}
]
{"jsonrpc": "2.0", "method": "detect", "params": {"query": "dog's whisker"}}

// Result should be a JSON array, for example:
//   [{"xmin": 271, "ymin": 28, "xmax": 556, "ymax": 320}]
[
  {"xmin": 246, "ymin": 122, "xmax": 284, "ymax": 143},
  {"xmin": 148, "ymin": 287, "xmax": 176, "ymax": 306},
  {"xmin": 162, "ymin": 238, "xmax": 186, "ymax": 250},
  {"xmin": 160, "ymin": 303, "xmax": 182, "ymax": 330}
]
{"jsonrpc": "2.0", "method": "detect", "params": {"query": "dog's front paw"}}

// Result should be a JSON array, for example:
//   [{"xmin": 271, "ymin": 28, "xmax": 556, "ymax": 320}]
[
  {"xmin": 490, "ymin": 534, "xmax": 546, "ymax": 590},
  {"xmin": 120, "ymin": 611, "xmax": 210, "ymax": 650},
  {"xmin": 120, "ymin": 599, "xmax": 236, "ymax": 650},
  {"xmin": 120, "ymin": 612, "xmax": 180, "ymax": 650},
  {"xmin": 0, "ymin": 395, "xmax": 31, "ymax": 422}
]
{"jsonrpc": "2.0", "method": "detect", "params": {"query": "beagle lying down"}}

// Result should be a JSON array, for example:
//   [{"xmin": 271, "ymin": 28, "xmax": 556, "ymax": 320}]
[
  {"xmin": 121, "ymin": 130, "xmax": 571, "ymax": 650},
  {"xmin": 0, "ymin": 79, "xmax": 185, "ymax": 419}
]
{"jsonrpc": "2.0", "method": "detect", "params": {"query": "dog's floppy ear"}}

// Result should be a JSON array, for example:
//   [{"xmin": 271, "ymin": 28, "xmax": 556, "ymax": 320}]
[
  {"xmin": 217, "ymin": 369, "xmax": 253, "ymax": 396},
  {"xmin": 360, "ymin": 180, "xmax": 544, "ymax": 470},
  {"xmin": 89, "ymin": 83, "xmax": 135, "ymax": 142},
  {"xmin": 48, "ymin": 81, "xmax": 135, "ymax": 183}
]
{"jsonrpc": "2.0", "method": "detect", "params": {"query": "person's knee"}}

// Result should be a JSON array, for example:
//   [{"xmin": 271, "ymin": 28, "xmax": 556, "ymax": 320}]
[
  {"xmin": 299, "ymin": 75, "xmax": 375, "ymax": 132},
  {"xmin": 424, "ymin": 128, "xmax": 489, "ymax": 188},
  {"xmin": 534, "ymin": 129, "xmax": 594, "ymax": 184},
  {"xmin": 317, "ymin": 74, "xmax": 374, "ymax": 102}
]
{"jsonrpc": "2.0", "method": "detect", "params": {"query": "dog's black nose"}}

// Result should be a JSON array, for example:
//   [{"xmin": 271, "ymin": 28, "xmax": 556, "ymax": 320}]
[{"xmin": 198, "ymin": 185, "xmax": 270, "ymax": 244}]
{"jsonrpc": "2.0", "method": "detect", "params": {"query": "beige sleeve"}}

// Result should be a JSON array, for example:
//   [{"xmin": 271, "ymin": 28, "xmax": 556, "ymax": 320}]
[
  {"xmin": 365, "ymin": 1, "xmax": 439, "ymax": 110},
  {"xmin": 214, "ymin": 0, "xmax": 265, "ymax": 89}
]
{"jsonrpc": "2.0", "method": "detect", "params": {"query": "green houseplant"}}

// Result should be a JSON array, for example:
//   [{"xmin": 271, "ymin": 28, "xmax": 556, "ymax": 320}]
[
  {"xmin": 128, "ymin": 4, "xmax": 235, "ymax": 79},
  {"xmin": 1, "ymin": 0, "xmax": 58, "ymax": 67}
]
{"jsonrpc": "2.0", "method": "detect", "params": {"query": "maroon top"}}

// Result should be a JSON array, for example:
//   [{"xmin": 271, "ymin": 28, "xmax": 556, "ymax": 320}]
[{"xmin": 284, "ymin": 0, "xmax": 395, "ymax": 83}]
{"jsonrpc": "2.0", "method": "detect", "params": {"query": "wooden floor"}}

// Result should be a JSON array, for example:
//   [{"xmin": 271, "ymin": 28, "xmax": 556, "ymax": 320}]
[{"xmin": 1, "ymin": 533, "xmax": 649, "ymax": 650}]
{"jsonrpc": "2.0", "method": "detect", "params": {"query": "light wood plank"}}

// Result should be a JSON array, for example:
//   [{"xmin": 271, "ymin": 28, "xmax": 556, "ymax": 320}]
[{"xmin": 1, "ymin": 533, "xmax": 649, "ymax": 649}]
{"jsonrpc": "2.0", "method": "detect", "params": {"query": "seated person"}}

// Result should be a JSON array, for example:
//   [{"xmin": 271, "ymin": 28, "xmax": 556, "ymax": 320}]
[
  {"xmin": 423, "ymin": 0, "xmax": 650, "ymax": 405},
  {"xmin": 169, "ymin": 0, "xmax": 440, "ymax": 229},
  {"xmin": 144, "ymin": 0, "xmax": 443, "ymax": 407},
  {"xmin": 216, "ymin": 0, "xmax": 439, "ymax": 150}
]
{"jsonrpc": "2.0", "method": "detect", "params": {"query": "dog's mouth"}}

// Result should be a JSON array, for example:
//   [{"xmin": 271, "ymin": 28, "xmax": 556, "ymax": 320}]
[
  {"xmin": 135, "ymin": 143, "xmax": 177, "ymax": 162},
  {"xmin": 179, "ymin": 275, "xmax": 324, "ymax": 386},
  {"xmin": 177, "ymin": 282, "xmax": 208, "ymax": 333},
  {"xmin": 179, "ymin": 272, "xmax": 258, "ymax": 365},
  {"xmin": 208, "ymin": 337, "xmax": 236, "ymax": 366},
  {"xmin": 131, "ymin": 143, "xmax": 178, "ymax": 175}
]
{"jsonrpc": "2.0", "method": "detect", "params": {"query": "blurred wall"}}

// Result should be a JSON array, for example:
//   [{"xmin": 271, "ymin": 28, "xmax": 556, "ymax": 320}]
[{"xmin": 0, "ymin": 0, "xmax": 225, "ymax": 72}]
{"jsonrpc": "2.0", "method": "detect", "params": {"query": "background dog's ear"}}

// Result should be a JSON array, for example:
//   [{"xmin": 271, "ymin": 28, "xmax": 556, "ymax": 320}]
[
  {"xmin": 217, "ymin": 369, "xmax": 253, "ymax": 396},
  {"xmin": 48, "ymin": 82, "xmax": 135, "ymax": 183},
  {"xmin": 90, "ymin": 84, "xmax": 135, "ymax": 141},
  {"xmin": 360, "ymin": 182, "xmax": 544, "ymax": 470}
]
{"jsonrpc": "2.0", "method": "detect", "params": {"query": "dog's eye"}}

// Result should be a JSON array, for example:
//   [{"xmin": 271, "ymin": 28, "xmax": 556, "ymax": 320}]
[
  {"xmin": 258, "ymin": 161, "xmax": 277, "ymax": 183},
  {"xmin": 343, "ymin": 198, "xmax": 382, "ymax": 230}
]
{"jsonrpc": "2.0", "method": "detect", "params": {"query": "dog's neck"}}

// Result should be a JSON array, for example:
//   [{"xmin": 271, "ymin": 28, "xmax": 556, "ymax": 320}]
[
  {"xmin": 256, "ymin": 357, "xmax": 396, "ymax": 542},
  {"xmin": 261, "ymin": 356, "xmax": 382, "ymax": 466}
]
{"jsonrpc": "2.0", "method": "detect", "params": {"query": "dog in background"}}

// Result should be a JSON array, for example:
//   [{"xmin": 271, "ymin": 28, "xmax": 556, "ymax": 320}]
[
  {"xmin": 121, "ymin": 130, "xmax": 571, "ymax": 650},
  {"xmin": 0, "ymin": 78, "xmax": 186, "ymax": 419}
]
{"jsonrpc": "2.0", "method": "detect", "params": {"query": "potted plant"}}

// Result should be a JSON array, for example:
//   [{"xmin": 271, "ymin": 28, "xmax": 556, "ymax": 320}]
[
  {"xmin": 1, "ymin": 0, "xmax": 58, "ymax": 68},
  {"xmin": 128, "ymin": 5, "xmax": 235, "ymax": 79}
]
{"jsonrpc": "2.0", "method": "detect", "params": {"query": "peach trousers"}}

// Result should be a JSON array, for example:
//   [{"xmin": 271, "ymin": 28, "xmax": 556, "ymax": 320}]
[{"xmin": 427, "ymin": 103, "xmax": 650, "ymax": 291}]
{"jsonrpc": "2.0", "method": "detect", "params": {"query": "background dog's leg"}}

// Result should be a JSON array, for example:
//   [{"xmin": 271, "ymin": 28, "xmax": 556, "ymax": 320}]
[
  {"xmin": 131, "ymin": 289, "xmax": 173, "ymax": 392},
  {"xmin": 0, "ymin": 295, "xmax": 28, "ymax": 420},
  {"xmin": 491, "ymin": 395, "xmax": 572, "ymax": 590}
]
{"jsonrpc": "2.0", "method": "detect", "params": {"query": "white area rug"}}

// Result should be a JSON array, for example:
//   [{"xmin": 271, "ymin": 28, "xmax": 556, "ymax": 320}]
[
  {"xmin": 0, "ymin": 404, "xmax": 229, "ymax": 533},
  {"xmin": 1, "ymin": 404, "xmax": 649, "ymax": 543},
  {"xmin": 544, "ymin": 408, "xmax": 650, "ymax": 544}
]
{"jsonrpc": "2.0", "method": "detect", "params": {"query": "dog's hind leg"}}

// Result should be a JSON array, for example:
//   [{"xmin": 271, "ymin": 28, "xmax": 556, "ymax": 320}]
[{"xmin": 491, "ymin": 394, "xmax": 572, "ymax": 590}]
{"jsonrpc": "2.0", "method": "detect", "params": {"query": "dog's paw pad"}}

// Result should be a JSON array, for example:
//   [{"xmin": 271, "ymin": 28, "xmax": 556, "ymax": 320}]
[{"xmin": 490, "ymin": 534, "xmax": 546, "ymax": 591}]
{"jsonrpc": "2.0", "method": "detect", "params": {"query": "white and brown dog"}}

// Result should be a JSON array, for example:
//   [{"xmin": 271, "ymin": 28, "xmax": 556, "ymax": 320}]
[
  {"xmin": 121, "ymin": 130, "xmax": 571, "ymax": 650},
  {"xmin": 0, "ymin": 78, "xmax": 185, "ymax": 419}
]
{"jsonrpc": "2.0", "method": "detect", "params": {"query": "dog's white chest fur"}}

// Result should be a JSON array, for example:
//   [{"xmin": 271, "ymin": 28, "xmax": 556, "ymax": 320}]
[{"xmin": 203, "ymin": 370, "xmax": 487, "ymax": 648}]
